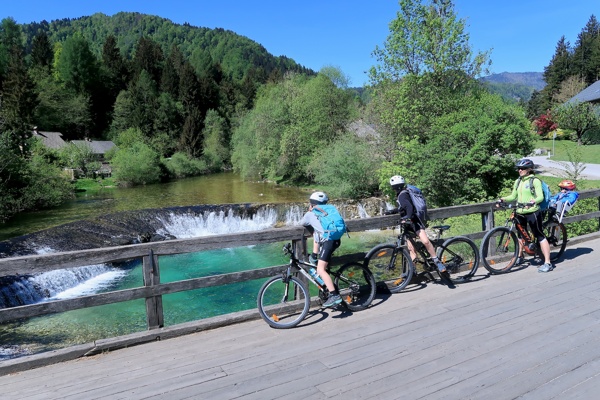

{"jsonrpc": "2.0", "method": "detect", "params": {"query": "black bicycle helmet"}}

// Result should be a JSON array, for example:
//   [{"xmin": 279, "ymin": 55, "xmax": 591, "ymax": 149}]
[
  {"xmin": 309, "ymin": 191, "xmax": 328, "ymax": 205},
  {"xmin": 515, "ymin": 158, "xmax": 534, "ymax": 169}
]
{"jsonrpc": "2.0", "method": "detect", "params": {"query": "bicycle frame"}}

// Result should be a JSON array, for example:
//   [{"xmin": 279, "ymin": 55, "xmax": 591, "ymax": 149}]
[{"xmin": 503, "ymin": 207, "xmax": 540, "ymax": 257}]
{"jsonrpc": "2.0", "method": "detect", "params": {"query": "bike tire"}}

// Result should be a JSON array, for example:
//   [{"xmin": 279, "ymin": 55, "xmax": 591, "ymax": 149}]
[
  {"xmin": 364, "ymin": 244, "xmax": 414, "ymax": 293},
  {"xmin": 544, "ymin": 221, "xmax": 567, "ymax": 262},
  {"xmin": 334, "ymin": 262, "xmax": 376, "ymax": 311},
  {"xmin": 436, "ymin": 236, "xmax": 479, "ymax": 283},
  {"xmin": 257, "ymin": 275, "xmax": 310, "ymax": 329},
  {"xmin": 480, "ymin": 227, "xmax": 519, "ymax": 274}
]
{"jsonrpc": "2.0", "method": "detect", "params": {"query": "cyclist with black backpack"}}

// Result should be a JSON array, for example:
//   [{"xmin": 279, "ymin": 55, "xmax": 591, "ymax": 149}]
[
  {"xmin": 497, "ymin": 158, "xmax": 553, "ymax": 273},
  {"xmin": 384, "ymin": 176, "xmax": 446, "ymax": 273},
  {"xmin": 299, "ymin": 191, "xmax": 343, "ymax": 307}
]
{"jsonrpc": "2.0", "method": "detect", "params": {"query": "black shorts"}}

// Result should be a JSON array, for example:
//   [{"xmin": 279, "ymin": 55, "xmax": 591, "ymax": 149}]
[
  {"xmin": 318, "ymin": 240, "xmax": 341, "ymax": 263},
  {"xmin": 516, "ymin": 211, "xmax": 546, "ymax": 242}
]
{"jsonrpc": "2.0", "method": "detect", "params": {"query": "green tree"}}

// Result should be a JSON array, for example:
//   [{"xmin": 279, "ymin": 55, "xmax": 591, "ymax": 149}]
[
  {"xmin": 370, "ymin": 0, "xmax": 490, "ymax": 85},
  {"xmin": 553, "ymin": 101, "xmax": 600, "ymax": 145},
  {"xmin": 378, "ymin": 91, "xmax": 533, "ymax": 206},
  {"xmin": 101, "ymin": 35, "xmax": 130, "ymax": 100},
  {"xmin": 571, "ymin": 15, "xmax": 600, "ymax": 85},
  {"xmin": 0, "ymin": 43, "xmax": 38, "ymax": 155},
  {"xmin": 30, "ymin": 31, "xmax": 54, "ymax": 73},
  {"xmin": 307, "ymin": 133, "xmax": 380, "ymax": 198},
  {"xmin": 58, "ymin": 142, "xmax": 101, "ymax": 178},
  {"xmin": 55, "ymin": 34, "xmax": 99, "ymax": 95},
  {"xmin": 111, "ymin": 141, "xmax": 161, "ymax": 186},
  {"xmin": 132, "ymin": 36, "xmax": 164, "ymax": 84},
  {"xmin": 202, "ymin": 109, "xmax": 229, "ymax": 171},
  {"xmin": 541, "ymin": 36, "xmax": 572, "ymax": 110}
]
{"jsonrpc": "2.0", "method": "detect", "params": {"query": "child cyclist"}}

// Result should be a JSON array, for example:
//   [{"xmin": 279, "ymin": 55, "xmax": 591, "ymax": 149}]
[
  {"xmin": 548, "ymin": 180, "xmax": 579, "ymax": 222},
  {"xmin": 299, "ymin": 191, "xmax": 343, "ymax": 308}
]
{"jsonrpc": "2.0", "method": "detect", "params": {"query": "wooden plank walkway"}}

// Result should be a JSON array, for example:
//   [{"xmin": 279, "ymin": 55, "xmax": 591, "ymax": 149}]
[{"xmin": 2, "ymin": 236, "xmax": 600, "ymax": 400}]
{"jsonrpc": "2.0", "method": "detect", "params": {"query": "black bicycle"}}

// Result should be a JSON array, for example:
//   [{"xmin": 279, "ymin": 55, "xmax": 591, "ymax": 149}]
[
  {"xmin": 364, "ymin": 222, "xmax": 479, "ymax": 292},
  {"xmin": 257, "ymin": 242, "xmax": 376, "ymax": 329},
  {"xmin": 480, "ymin": 203, "xmax": 567, "ymax": 274}
]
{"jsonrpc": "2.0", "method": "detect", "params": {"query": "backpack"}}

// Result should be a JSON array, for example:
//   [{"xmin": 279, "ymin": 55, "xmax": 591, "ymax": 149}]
[
  {"xmin": 312, "ymin": 204, "xmax": 347, "ymax": 241},
  {"xmin": 402, "ymin": 184, "xmax": 429, "ymax": 224},
  {"xmin": 516, "ymin": 176, "xmax": 552, "ymax": 211}
]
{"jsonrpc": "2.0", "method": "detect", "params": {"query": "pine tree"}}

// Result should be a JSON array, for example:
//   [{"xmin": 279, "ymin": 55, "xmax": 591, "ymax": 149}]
[
  {"xmin": 572, "ymin": 15, "xmax": 600, "ymax": 85},
  {"xmin": 0, "ymin": 44, "xmax": 39, "ymax": 155},
  {"xmin": 30, "ymin": 31, "xmax": 53, "ymax": 72},
  {"xmin": 132, "ymin": 36, "xmax": 164, "ymax": 85},
  {"xmin": 542, "ymin": 36, "xmax": 572, "ymax": 109}
]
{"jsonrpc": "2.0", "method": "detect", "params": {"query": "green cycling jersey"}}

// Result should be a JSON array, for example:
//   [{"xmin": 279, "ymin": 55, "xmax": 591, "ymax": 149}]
[{"xmin": 501, "ymin": 175, "xmax": 544, "ymax": 214}]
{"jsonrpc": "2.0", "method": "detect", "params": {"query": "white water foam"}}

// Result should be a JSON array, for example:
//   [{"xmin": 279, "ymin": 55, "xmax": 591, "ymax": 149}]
[
  {"xmin": 50, "ymin": 268, "xmax": 128, "ymax": 300},
  {"xmin": 155, "ymin": 208, "xmax": 279, "ymax": 239}
]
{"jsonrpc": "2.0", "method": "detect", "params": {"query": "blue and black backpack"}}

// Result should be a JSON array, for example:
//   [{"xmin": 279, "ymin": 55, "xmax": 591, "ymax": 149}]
[{"xmin": 312, "ymin": 204, "xmax": 347, "ymax": 241}]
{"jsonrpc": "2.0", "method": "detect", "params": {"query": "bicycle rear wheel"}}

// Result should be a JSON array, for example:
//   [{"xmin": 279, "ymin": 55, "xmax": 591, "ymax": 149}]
[
  {"xmin": 364, "ymin": 244, "xmax": 414, "ymax": 293},
  {"xmin": 257, "ymin": 275, "xmax": 310, "ymax": 329},
  {"xmin": 480, "ymin": 227, "xmax": 519, "ymax": 274},
  {"xmin": 436, "ymin": 236, "xmax": 479, "ymax": 283},
  {"xmin": 544, "ymin": 221, "xmax": 567, "ymax": 262},
  {"xmin": 335, "ymin": 262, "xmax": 376, "ymax": 312}
]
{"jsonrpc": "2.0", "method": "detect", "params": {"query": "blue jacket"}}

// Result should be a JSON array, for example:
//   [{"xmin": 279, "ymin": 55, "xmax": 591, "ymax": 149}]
[{"xmin": 549, "ymin": 190, "xmax": 579, "ymax": 206}]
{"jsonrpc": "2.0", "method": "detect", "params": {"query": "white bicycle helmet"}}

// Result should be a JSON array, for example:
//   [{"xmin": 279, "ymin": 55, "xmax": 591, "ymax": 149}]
[
  {"xmin": 389, "ymin": 175, "xmax": 405, "ymax": 190},
  {"xmin": 309, "ymin": 191, "xmax": 329, "ymax": 205}
]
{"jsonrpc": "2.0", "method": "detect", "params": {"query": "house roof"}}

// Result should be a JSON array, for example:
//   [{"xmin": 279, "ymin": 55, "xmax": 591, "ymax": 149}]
[
  {"xmin": 71, "ymin": 140, "xmax": 117, "ymax": 155},
  {"xmin": 32, "ymin": 130, "xmax": 67, "ymax": 149},
  {"xmin": 568, "ymin": 80, "xmax": 600, "ymax": 104}
]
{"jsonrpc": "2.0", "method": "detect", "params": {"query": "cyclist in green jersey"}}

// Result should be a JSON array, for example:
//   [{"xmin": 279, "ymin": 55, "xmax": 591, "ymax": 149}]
[{"xmin": 497, "ymin": 158, "xmax": 553, "ymax": 272}]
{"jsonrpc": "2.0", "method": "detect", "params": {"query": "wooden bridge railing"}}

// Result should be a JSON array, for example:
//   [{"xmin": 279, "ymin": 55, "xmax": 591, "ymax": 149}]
[{"xmin": 1, "ymin": 189, "xmax": 599, "ymax": 329}]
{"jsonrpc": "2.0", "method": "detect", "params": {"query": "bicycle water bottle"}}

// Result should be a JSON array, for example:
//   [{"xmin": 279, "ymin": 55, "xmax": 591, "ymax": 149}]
[{"xmin": 309, "ymin": 268, "xmax": 325, "ymax": 285}]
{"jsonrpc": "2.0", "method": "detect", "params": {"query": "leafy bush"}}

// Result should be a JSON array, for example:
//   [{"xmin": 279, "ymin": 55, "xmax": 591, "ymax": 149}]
[
  {"xmin": 307, "ymin": 134, "xmax": 380, "ymax": 198},
  {"xmin": 111, "ymin": 142, "xmax": 161, "ymax": 185},
  {"xmin": 163, "ymin": 152, "xmax": 208, "ymax": 178}
]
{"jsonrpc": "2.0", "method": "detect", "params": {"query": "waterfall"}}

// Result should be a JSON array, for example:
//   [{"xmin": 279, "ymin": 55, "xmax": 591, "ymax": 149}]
[
  {"xmin": 155, "ymin": 207, "xmax": 280, "ymax": 239},
  {"xmin": 0, "ymin": 264, "xmax": 122, "ymax": 308},
  {"xmin": 0, "ymin": 203, "xmax": 312, "ymax": 309}
]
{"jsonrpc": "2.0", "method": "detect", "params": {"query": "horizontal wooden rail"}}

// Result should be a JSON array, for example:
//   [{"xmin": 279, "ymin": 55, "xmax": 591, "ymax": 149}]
[{"xmin": 1, "ymin": 189, "xmax": 599, "ymax": 327}]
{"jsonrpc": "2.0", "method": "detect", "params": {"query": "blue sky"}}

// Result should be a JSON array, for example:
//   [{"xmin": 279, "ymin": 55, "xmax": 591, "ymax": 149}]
[{"xmin": 3, "ymin": 1, "xmax": 598, "ymax": 86}]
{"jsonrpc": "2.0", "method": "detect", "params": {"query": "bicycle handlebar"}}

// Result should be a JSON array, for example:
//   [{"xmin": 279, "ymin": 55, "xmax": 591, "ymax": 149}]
[{"xmin": 496, "ymin": 201, "xmax": 534, "ymax": 210}]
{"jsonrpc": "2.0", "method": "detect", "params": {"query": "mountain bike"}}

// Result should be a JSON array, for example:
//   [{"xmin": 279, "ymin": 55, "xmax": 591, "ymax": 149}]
[
  {"xmin": 257, "ymin": 242, "xmax": 376, "ymax": 329},
  {"xmin": 364, "ymin": 222, "xmax": 479, "ymax": 292},
  {"xmin": 480, "ymin": 203, "xmax": 567, "ymax": 274}
]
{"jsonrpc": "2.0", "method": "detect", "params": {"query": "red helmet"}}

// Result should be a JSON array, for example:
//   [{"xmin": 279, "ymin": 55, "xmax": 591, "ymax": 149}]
[{"xmin": 558, "ymin": 180, "xmax": 576, "ymax": 190}]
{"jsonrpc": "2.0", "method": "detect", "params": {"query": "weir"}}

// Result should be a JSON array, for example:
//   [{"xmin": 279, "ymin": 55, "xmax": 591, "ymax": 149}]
[{"xmin": 0, "ymin": 200, "xmax": 382, "ymax": 310}]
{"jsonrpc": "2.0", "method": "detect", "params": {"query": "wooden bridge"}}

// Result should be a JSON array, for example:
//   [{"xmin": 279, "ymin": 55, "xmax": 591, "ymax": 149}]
[
  {"xmin": 1, "ymin": 233, "xmax": 600, "ymax": 399},
  {"xmin": 1, "ymin": 190, "xmax": 600, "ymax": 399}
]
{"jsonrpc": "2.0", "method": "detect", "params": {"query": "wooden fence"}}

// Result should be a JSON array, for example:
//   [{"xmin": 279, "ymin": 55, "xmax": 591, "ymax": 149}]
[{"xmin": 1, "ymin": 190, "xmax": 599, "ymax": 331}]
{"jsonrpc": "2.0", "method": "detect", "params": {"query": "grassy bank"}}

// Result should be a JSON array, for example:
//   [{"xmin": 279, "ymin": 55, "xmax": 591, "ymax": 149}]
[
  {"xmin": 74, "ymin": 177, "xmax": 117, "ymax": 192},
  {"xmin": 535, "ymin": 139, "xmax": 600, "ymax": 164}
]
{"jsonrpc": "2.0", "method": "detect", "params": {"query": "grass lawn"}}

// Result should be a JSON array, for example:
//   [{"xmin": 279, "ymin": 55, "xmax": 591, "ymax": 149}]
[
  {"xmin": 535, "ymin": 139, "xmax": 600, "ymax": 164},
  {"xmin": 74, "ymin": 177, "xmax": 117, "ymax": 191}
]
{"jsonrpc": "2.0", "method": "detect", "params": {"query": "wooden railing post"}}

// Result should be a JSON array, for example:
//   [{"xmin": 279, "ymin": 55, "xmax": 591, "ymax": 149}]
[
  {"xmin": 143, "ymin": 249, "xmax": 164, "ymax": 330},
  {"xmin": 482, "ymin": 207, "xmax": 495, "ymax": 233}
]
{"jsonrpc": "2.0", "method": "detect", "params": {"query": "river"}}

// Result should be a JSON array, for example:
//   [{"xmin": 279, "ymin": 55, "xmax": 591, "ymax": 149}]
[
  {"xmin": 0, "ymin": 172, "xmax": 311, "ymax": 241},
  {"xmin": 0, "ymin": 172, "xmax": 391, "ymax": 360}
]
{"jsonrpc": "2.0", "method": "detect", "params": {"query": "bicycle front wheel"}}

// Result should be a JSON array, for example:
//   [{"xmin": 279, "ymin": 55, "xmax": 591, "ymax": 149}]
[
  {"xmin": 335, "ymin": 262, "xmax": 376, "ymax": 312},
  {"xmin": 364, "ymin": 244, "xmax": 414, "ymax": 293},
  {"xmin": 480, "ymin": 227, "xmax": 519, "ymax": 274},
  {"xmin": 544, "ymin": 221, "xmax": 567, "ymax": 262},
  {"xmin": 257, "ymin": 275, "xmax": 310, "ymax": 329},
  {"xmin": 436, "ymin": 236, "xmax": 479, "ymax": 283}
]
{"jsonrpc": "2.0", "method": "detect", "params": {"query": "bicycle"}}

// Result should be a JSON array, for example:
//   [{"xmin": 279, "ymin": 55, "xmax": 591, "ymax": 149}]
[
  {"xmin": 364, "ymin": 222, "xmax": 480, "ymax": 293},
  {"xmin": 257, "ymin": 242, "xmax": 376, "ymax": 329},
  {"xmin": 480, "ymin": 202, "xmax": 567, "ymax": 274}
]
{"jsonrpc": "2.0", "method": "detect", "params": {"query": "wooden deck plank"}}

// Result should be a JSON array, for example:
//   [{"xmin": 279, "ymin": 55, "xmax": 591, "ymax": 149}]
[{"xmin": 1, "ymin": 237, "xmax": 600, "ymax": 400}]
